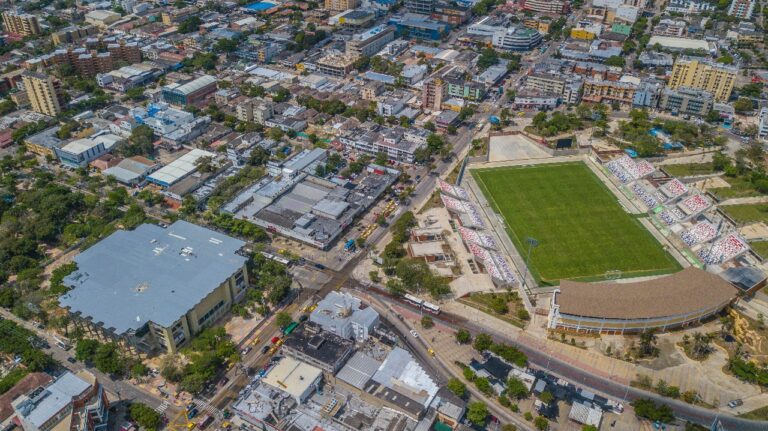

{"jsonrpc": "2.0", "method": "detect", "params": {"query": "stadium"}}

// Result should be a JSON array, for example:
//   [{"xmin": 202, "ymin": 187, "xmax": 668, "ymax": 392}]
[{"xmin": 436, "ymin": 151, "xmax": 757, "ymax": 334}]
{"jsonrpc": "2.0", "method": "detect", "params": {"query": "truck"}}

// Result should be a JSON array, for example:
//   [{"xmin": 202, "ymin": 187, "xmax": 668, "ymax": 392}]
[{"xmin": 344, "ymin": 239, "xmax": 356, "ymax": 252}]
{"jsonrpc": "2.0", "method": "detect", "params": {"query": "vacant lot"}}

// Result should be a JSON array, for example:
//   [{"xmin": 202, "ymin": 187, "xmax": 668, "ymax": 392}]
[
  {"xmin": 661, "ymin": 163, "xmax": 717, "ymax": 177},
  {"xmin": 721, "ymin": 203, "xmax": 768, "ymax": 225},
  {"xmin": 472, "ymin": 162, "xmax": 680, "ymax": 284}
]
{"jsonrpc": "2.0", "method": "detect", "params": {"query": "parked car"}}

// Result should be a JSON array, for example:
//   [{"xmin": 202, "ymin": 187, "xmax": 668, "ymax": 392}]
[
  {"xmin": 67, "ymin": 357, "xmax": 76, "ymax": 364},
  {"xmin": 241, "ymin": 347, "xmax": 252, "ymax": 355},
  {"xmin": 410, "ymin": 330, "xmax": 419, "ymax": 338},
  {"xmin": 728, "ymin": 399, "xmax": 743, "ymax": 408}
]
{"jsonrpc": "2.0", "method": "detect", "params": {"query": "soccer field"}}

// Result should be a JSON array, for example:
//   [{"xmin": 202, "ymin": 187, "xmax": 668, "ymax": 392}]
[{"xmin": 471, "ymin": 162, "xmax": 680, "ymax": 284}]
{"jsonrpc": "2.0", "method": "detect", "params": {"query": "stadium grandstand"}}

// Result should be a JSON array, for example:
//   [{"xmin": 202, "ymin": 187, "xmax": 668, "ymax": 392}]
[
  {"xmin": 458, "ymin": 226, "xmax": 498, "ymax": 251},
  {"xmin": 437, "ymin": 179, "xmax": 471, "ymax": 200},
  {"xmin": 548, "ymin": 267, "xmax": 738, "ymax": 334},
  {"xmin": 606, "ymin": 154, "xmax": 655, "ymax": 183},
  {"xmin": 440, "ymin": 194, "xmax": 485, "ymax": 229}
]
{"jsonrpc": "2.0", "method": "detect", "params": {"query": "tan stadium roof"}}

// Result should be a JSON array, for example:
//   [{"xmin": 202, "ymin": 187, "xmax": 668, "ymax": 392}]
[{"xmin": 556, "ymin": 267, "xmax": 738, "ymax": 320}]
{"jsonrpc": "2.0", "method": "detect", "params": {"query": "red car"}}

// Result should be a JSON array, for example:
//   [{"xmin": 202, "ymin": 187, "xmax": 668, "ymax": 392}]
[{"xmin": 270, "ymin": 336, "xmax": 280, "ymax": 344}]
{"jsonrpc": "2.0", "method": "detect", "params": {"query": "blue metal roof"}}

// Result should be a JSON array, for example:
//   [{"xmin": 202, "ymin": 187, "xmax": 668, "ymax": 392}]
[{"xmin": 59, "ymin": 221, "xmax": 247, "ymax": 334}]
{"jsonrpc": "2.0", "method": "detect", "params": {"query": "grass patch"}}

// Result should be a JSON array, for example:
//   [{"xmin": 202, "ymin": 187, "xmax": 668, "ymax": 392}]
[
  {"xmin": 739, "ymin": 406, "xmax": 768, "ymax": 420},
  {"xmin": 471, "ymin": 162, "xmax": 680, "ymax": 284},
  {"xmin": 661, "ymin": 163, "xmax": 717, "ymax": 177},
  {"xmin": 720, "ymin": 203, "xmax": 768, "ymax": 225},
  {"xmin": 458, "ymin": 291, "xmax": 529, "ymax": 328},
  {"xmin": 710, "ymin": 176, "xmax": 761, "ymax": 200},
  {"xmin": 749, "ymin": 241, "xmax": 768, "ymax": 259}
]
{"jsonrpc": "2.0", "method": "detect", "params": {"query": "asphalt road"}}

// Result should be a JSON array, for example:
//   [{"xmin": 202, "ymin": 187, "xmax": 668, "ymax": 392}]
[
  {"xmin": 363, "ymin": 293, "xmax": 536, "ymax": 431},
  {"xmin": 0, "ymin": 308, "xmax": 178, "ymax": 416},
  {"xmin": 364, "ymin": 291, "xmax": 767, "ymax": 431}
]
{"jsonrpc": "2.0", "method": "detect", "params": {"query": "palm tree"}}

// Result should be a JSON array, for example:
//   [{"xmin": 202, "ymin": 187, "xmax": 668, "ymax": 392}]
[
  {"xmin": 639, "ymin": 328, "xmax": 658, "ymax": 357},
  {"xmin": 690, "ymin": 332, "xmax": 712, "ymax": 360},
  {"xmin": 720, "ymin": 315, "xmax": 734, "ymax": 339}
]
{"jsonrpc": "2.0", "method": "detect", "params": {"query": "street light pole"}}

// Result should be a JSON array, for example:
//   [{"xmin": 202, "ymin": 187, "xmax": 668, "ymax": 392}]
[{"xmin": 524, "ymin": 237, "xmax": 538, "ymax": 290}]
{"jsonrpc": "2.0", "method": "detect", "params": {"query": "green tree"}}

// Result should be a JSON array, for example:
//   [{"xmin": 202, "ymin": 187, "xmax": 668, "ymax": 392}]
[
  {"xmin": 473, "ymin": 333, "xmax": 492, "ymax": 351},
  {"xmin": 605, "ymin": 56, "xmax": 626, "ymax": 67},
  {"xmin": 539, "ymin": 390, "xmax": 554, "ymax": 404},
  {"xmin": 533, "ymin": 416, "xmax": 549, "ymax": 431},
  {"xmin": 129, "ymin": 403, "xmax": 162, "ymax": 431},
  {"xmin": 446, "ymin": 377, "xmax": 466, "ymax": 397},
  {"xmin": 275, "ymin": 312, "xmax": 293, "ymax": 329},
  {"xmin": 638, "ymin": 328, "xmax": 658, "ymax": 357},
  {"xmin": 582, "ymin": 426, "xmax": 599, "ymax": 431},
  {"xmin": 75, "ymin": 339, "xmax": 100, "ymax": 362},
  {"xmin": 94, "ymin": 343, "xmax": 124, "ymax": 375},
  {"xmin": 466, "ymin": 401, "xmax": 488, "ymax": 426},
  {"xmin": 631, "ymin": 398, "xmax": 674, "ymax": 423},
  {"xmin": 475, "ymin": 376, "xmax": 493, "ymax": 395},
  {"xmin": 734, "ymin": 97, "xmax": 754, "ymax": 113},
  {"xmin": 455, "ymin": 328, "xmax": 471, "ymax": 344},
  {"xmin": 131, "ymin": 362, "xmax": 150, "ymax": 378},
  {"xmin": 506, "ymin": 376, "xmax": 530, "ymax": 399},
  {"xmin": 421, "ymin": 315, "xmax": 434, "ymax": 329}
]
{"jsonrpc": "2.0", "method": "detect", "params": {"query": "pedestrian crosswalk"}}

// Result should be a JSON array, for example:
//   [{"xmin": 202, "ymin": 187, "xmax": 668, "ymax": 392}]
[
  {"xmin": 195, "ymin": 398, "xmax": 223, "ymax": 419},
  {"xmin": 154, "ymin": 400, "xmax": 170, "ymax": 414}
]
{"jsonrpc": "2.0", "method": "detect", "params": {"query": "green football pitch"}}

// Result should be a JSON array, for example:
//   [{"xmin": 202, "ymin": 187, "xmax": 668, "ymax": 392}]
[{"xmin": 471, "ymin": 162, "xmax": 680, "ymax": 285}]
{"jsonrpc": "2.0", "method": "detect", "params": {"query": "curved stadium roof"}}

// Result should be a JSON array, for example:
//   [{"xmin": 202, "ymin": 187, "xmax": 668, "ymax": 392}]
[{"xmin": 556, "ymin": 267, "xmax": 738, "ymax": 320}]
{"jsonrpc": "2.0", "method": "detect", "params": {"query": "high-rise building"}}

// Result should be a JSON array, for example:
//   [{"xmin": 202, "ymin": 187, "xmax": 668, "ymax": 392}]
[
  {"xmin": 422, "ymin": 77, "xmax": 446, "ymax": 111},
  {"xmin": 324, "ymin": 0, "xmax": 358, "ymax": 11},
  {"xmin": 2, "ymin": 12, "xmax": 41, "ymax": 36},
  {"xmin": 22, "ymin": 72, "xmax": 62, "ymax": 117},
  {"xmin": 668, "ymin": 57, "xmax": 738, "ymax": 102},
  {"xmin": 405, "ymin": 0, "xmax": 435, "ymax": 15},
  {"xmin": 728, "ymin": 0, "xmax": 756, "ymax": 19}
]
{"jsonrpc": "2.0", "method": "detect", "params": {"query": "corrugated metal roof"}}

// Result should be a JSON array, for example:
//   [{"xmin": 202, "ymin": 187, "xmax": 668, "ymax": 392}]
[{"xmin": 59, "ymin": 221, "xmax": 246, "ymax": 334}]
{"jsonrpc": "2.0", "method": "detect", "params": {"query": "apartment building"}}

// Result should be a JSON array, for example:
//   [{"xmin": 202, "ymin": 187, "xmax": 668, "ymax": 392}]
[
  {"xmin": 2, "ymin": 12, "xmax": 41, "ymax": 36},
  {"xmin": 161, "ymin": 6, "xmax": 198, "ymax": 25},
  {"xmin": 582, "ymin": 79, "xmax": 637, "ymax": 104},
  {"xmin": 758, "ymin": 107, "xmax": 768, "ymax": 141},
  {"xmin": 518, "ymin": 0, "xmax": 569, "ymax": 14},
  {"xmin": 51, "ymin": 25, "xmax": 98, "ymax": 45},
  {"xmin": 405, "ymin": 0, "xmax": 434, "ymax": 14},
  {"xmin": 324, "ymin": 0, "xmax": 358, "ymax": 10},
  {"xmin": 107, "ymin": 42, "xmax": 142, "ymax": 64},
  {"xmin": 316, "ymin": 55, "xmax": 356, "ymax": 78},
  {"xmin": 668, "ymin": 57, "xmax": 738, "ymax": 102},
  {"xmin": 525, "ymin": 73, "xmax": 583, "ymax": 104},
  {"xmin": 729, "ymin": 0, "xmax": 756, "ymax": 19},
  {"xmin": 422, "ymin": 77, "xmax": 446, "ymax": 111},
  {"xmin": 659, "ymin": 87, "xmax": 714, "ymax": 117},
  {"xmin": 22, "ymin": 72, "xmax": 62, "ymax": 117},
  {"xmin": 236, "ymin": 100, "xmax": 274, "ymax": 123},
  {"xmin": 345, "ymin": 25, "xmax": 396, "ymax": 58}
]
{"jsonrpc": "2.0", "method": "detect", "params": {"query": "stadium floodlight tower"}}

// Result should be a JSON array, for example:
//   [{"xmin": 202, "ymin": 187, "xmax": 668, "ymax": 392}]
[{"xmin": 523, "ymin": 237, "xmax": 538, "ymax": 289}]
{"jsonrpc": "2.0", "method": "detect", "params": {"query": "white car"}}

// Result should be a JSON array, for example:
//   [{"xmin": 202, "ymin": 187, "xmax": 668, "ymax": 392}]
[{"xmin": 410, "ymin": 330, "xmax": 419, "ymax": 338}]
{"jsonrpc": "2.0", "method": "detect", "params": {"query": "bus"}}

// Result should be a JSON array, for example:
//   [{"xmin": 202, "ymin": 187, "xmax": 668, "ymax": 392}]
[
  {"xmin": 283, "ymin": 322, "xmax": 299, "ymax": 336},
  {"xmin": 403, "ymin": 294, "xmax": 423, "ymax": 307},
  {"xmin": 422, "ymin": 301, "xmax": 441, "ymax": 315}
]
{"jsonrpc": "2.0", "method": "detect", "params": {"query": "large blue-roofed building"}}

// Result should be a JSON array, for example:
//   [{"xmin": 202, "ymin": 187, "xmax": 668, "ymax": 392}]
[{"xmin": 59, "ymin": 221, "xmax": 249, "ymax": 354}]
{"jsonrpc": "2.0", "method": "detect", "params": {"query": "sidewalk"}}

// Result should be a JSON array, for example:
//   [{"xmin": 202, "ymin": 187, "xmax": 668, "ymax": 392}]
[{"xmin": 441, "ymin": 301, "xmax": 768, "ymax": 409}]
